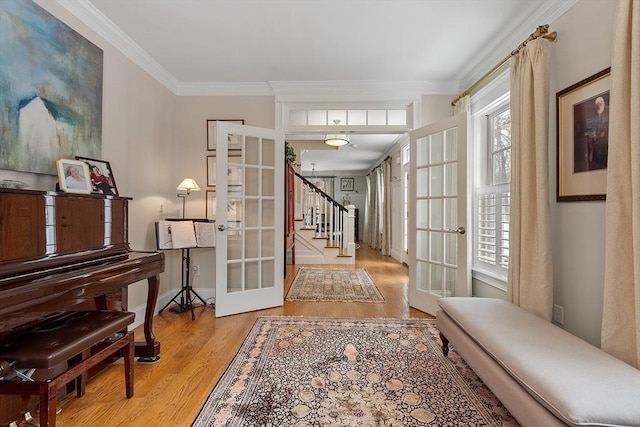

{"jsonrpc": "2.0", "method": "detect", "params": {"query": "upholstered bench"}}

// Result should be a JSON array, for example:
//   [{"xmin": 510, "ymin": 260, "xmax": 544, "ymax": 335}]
[
  {"xmin": 436, "ymin": 297, "xmax": 640, "ymax": 427},
  {"xmin": 0, "ymin": 311, "xmax": 135, "ymax": 427}
]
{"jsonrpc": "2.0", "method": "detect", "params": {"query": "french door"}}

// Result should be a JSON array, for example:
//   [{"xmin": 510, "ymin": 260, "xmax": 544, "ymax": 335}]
[
  {"xmin": 408, "ymin": 113, "xmax": 468, "ymax": 315},
  {"xmin": 213, "ymin": 121, "xmax": 284, "ymax": 317}
]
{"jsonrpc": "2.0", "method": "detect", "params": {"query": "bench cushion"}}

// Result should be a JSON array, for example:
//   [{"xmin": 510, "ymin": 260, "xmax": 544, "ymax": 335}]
[
  {"xmin": 0, "ymin": 311, "xmax": 135, "ymax": 369},
  {"xmin": 437, "ymin": 297, "xmax": 640, "ymax": 427}
]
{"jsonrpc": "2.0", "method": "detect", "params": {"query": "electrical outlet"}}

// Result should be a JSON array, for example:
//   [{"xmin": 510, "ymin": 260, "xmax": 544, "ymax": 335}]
[
  {"xmin": 193, "ymin": 265, "xmax": 200, "ymax": 276},
  {"xmin": 553, "ymin": 304, "xmax": 564, "ymax": 325}
]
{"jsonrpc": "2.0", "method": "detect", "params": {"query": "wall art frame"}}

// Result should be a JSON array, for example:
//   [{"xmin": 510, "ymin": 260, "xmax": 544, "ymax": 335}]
[
  {"xmin": 340, "ymin": 177, "xmax": 355, "ymax": 192},
  {"xmin": 206, "ymin": 119, "xmax": 244, "ymax": 151},
  {"xmin": 207, "ymin": 151, "xmax": 242, "ymax": 187},
  {"xmin": 556, "ymin": 68, "xmax": 610, "ymax": 201}
]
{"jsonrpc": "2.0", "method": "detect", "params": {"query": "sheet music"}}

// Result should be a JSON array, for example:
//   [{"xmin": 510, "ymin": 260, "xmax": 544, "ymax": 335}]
[
  {"xmin": 195, "ymin": 222, "xmax": 216, "ymax": 247},
  {"xmin": 170, "ymin": 221, "xmax": 197, "ymax": 249},
  {"xmin": 156, "ymin": 221, "xmax": 173, "ymax": 249}
]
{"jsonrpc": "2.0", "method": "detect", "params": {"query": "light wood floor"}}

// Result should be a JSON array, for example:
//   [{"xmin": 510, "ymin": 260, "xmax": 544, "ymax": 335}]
[{"xmin": 57, "ymin": 245, "xmax": 432, "ymax": 426}]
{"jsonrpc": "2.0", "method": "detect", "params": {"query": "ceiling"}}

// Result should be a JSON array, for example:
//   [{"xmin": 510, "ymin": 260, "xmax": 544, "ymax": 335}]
[{"xmin": 63, "ymin": 0, "xmax": 575, "ymax": 175}]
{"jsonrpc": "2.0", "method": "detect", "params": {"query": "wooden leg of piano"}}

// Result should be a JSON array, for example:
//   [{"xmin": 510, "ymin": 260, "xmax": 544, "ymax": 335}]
[
  {"xmin": 40, "ymin": 382, "xmax": 57, "ymax": 427},
  {"xmin": 125, "ymin": 332, "xmax": 134, "ymax": 398},
  {"xmin": 136, "ymin": 275, "xmax": 161, "ymax": 363}
]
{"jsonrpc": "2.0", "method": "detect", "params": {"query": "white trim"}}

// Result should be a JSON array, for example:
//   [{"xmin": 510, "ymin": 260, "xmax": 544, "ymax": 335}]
[
  {"xmin": 57, "ymin": 0, "xmax": 179, "ymax": 93},
  {"xmin": 471, "ymin": 269, "xmax": 507, "ymax": 292},
  {"xmin": 458, "ymin": 1, "xmax": 579, "ymax": 92},
  {"xmin": 177, "ymin": 82, "xmax": 275, "ymax": 97}
]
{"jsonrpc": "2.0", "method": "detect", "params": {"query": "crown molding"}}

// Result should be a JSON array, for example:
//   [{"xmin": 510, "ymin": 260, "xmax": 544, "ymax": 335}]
[
  {"xmin": 176, "ymin": 82, "xmax": 275, "ymax": 97},
  {"xmin": 57, "ymin": 0, "xmax": 180, "ymax": 94},
  {"xmin": 269, "ymin": 80, "xmax": 460, "ymax": 102},
  {"xmin": 458, "ymin": 0, "xmax": 579, "ymax": 91}
]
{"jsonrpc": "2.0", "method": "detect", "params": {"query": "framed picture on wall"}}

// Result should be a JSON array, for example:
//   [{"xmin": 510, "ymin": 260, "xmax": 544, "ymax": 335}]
[
  {"xmin": 207, "ymin": 151, "xmax": 242, "ymax": 187},
  {"xmin": 556, "ymin": 68, "xmax": 610, "ymax": 201},
  {"xmin": 340, "ymin": 177, "xmax": 354, "ymax": 191},
  {"xmin": 56, "ymin": 159, "xmax": 92, "ymax": 194},
  {"xmin": 206, "ymin": 190, "xmax": 216, "ymax": 220},
  {"xmin": 207, "ymin": 119, "xmax": 244, "ymax": 151}
]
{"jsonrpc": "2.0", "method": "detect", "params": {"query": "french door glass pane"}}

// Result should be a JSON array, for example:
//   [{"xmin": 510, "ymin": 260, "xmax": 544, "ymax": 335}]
[
  {"xmin": 430, "ymin": 132, "xmax": 443, "ymax": 164},
  {"xmin": 416, "ymin": 168, "xmax": 429, "ymax": 198},
  {"xmin": 429, "ymin": 166, "xmax": 443, "ymax": 197},
  {"xmin": 228, "ymin": 263, "xmax": 242, "ymax": 293},
  {"xmin": 245, "ymin": 261, "xmax": 259, "ymax": 290},
  {"xmin": 416, "ymin": 136, "xmax": 429, "ymax": 167},
  {"xmin": 444, "ymin": 163, "xmax": 457, "ymax": 196},
  {"xmin": 444, "ymin": 128, "xmax": 457, "ymax": 161},
  {"xmin": 429, "ymin": 231, "xmax": 443, "ymax": 263},
  {"xmin": 416, "ymin": 199, "xmax": 428, "ymax": 228},
  {"xmin": 429, "ymin": 199, "xmax": 442, "ymax": 229}
]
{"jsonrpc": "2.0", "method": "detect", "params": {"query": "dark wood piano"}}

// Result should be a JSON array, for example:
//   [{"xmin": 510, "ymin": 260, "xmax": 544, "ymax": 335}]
[{"xmin": 0, "ymin": 188, "xmax": 164, "ymax": 422}]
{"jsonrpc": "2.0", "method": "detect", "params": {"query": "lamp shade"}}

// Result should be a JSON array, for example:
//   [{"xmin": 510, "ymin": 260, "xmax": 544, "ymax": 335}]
[
  {"xmin": 324, "ymin": 133, "xmax": 349, "ymax": 146},
  {"xmin": 177, "ymin": 178, "xmax": 200, "ymax": 194},
  {"xmin": 324, "ymin": 119, "xmax": 349, "ymax": 146}
]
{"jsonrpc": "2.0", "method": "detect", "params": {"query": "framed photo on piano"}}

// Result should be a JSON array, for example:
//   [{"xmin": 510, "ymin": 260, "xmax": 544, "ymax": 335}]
[
  {"xmin": 56, "ymin": 159, "xmax": 92, "ymax": 194},
  {"xmin": 75, "ymin": 156, "xmax": 119, "ymax": 195}
]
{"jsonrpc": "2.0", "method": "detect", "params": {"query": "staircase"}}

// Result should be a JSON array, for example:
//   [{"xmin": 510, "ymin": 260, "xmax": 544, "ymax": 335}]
[{"xmin": 291, "ymin": 173, "xmax": 356, "ymax": 265}]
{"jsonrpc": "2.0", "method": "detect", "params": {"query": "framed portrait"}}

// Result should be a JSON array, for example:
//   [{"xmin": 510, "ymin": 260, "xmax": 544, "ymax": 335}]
[
  {"xmin": 56, "ymin": 159, "xmax": 92, "ymax": 194},
  {"xmin": 75, "ymin": 156, "xmax": 118, "ymax": 195},
  {"xmin": 207, "ymin": 119, "xmax": 244, "ymax": 151},
  {"xmin": 557, "ymin": 68, "xmax": 610, "ymax": 201},
  {"xmin": 340, "ymin": 177, "xmax": 355, "ymax": 192}
]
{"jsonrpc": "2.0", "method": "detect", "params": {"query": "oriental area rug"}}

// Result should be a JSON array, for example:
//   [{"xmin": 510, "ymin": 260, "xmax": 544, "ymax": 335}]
[
  {"xmin": 192, "ymin": 317, "xmax": 517, "ymax": 427},
  {"xmin": 285, "ymin": 267, "xmax": 385, "ymax": 303}
]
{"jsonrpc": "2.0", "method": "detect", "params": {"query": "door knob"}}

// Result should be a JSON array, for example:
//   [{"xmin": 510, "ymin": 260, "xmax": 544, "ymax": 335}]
[{"xmin": 446, "ymin": 226, "xmax": 466, "ymax": 235}]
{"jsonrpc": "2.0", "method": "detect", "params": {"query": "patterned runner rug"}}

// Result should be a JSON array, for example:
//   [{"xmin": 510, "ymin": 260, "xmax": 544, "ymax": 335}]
[
  {"xmin": 286, "ymin": 267, "xmax": 385, "ymax": 303},
  {"xmin": 192, "ymin": 317, "xmax": 517, "ymax": 426}
]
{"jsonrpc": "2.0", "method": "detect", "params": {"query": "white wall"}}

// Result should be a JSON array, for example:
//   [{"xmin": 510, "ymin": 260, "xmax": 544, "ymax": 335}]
[{"xmin": 548, "ymin": 0, "xmax": 616, "ymax": 346}]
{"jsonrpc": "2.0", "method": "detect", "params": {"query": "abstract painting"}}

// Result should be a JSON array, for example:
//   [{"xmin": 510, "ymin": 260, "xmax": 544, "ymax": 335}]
[{"xmin": 0, "ymin": 0, "xmax": 103, "ymax": 175}]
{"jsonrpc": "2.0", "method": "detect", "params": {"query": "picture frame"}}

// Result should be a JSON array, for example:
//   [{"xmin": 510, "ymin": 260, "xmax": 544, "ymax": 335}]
[
  {"xmin": 206, "ymin": 190, "xmax": 217, "ymax": 220},
  {"xmin": 207, "ymin": 151, "xmax": 242, "ymax": 187},
  {"xmin": 56, "ymin": 159, "xmax": 92, "ymax": 194},
  {"xmin": 207, "ymin": 119, "xmax": 244, "ymax": 151},
  {"xmin": 75, "ymin": 156, "xmax": 119, "ymax": 195},
  {"xmin": 556, "ymin": 68, "xmax": 610, "ymax": 201},
  {"xmin": 340, "ymin": 177, "xmax": 355, "ymax": 192}
]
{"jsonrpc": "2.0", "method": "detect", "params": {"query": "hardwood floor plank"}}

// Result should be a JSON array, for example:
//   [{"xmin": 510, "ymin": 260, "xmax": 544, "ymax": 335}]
[{"xmin": 56, "ymin": 244, "xmax": 429, "ymax": 426}]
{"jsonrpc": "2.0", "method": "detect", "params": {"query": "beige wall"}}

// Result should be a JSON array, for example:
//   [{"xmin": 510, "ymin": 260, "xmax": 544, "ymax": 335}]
[
  {"xmin": 170, "ymin": 96, "xmax": 275, "ymax": 292},
  {"xmin": 548, "ymin": 0, "xmax": 616, "ymax": 346}
]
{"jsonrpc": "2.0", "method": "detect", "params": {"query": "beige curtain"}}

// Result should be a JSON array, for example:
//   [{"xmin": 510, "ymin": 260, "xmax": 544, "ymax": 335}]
[
  {"xmin": 602, "ymin": 0, "xmax": 640, "ymax": 368},
  {"xmin": 364, "ymin": 172, "xmax": 380, "ymax": 249},
  {"xmin": 381, "ymin": 158, "xmax": 392, "ymax": 256},
  {"xmin": 451, "ymin": 94, "xmax": 470, "ymax": 116},
  {"xmin": 507, "ymin": 38, "xmax": 554, "ymax": 321}
]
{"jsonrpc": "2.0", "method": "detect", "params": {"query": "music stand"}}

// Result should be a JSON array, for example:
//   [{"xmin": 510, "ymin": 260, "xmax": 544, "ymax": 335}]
[{"xmin": 156, "ymin": 218, "xmax": 211, "ymax": 320}]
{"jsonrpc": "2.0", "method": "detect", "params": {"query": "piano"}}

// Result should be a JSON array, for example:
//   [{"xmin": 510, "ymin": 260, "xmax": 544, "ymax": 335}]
[{"xmin": 0, "ymin": 188, "xmax": 164, "ymax": 421}]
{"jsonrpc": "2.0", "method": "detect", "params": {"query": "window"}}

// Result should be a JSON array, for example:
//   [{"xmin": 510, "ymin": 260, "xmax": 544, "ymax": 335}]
[{"xmin": 473, "ymin": 102, "xmax": 511, "ymax": 280}]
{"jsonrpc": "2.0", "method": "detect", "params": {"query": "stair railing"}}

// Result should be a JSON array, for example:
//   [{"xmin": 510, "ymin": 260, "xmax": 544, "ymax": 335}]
[{"xmin": 294, "ymin": 172, "xmax": 354, "ymax": 254}]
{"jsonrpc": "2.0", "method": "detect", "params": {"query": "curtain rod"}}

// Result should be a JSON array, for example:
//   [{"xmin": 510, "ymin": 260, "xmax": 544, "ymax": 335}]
[
  {"xmin": 451, "ymin": 25, "xmax": 557, "ymax": 107},
  {"xmin": 368, "ymin": 156, "xmax": 391, "ymax": 175}
]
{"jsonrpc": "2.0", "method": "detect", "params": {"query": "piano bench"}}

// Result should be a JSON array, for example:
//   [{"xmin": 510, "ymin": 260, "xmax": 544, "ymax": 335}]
[{"xmin": 0, "ymin": 311, "xmax": 135, "ymax": 427}]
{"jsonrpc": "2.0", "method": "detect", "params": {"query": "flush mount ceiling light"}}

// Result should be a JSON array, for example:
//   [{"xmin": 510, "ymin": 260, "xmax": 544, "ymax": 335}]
[{"xmin": 324, "ymin": 119, "xmax": 349, "ymax": 147}]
